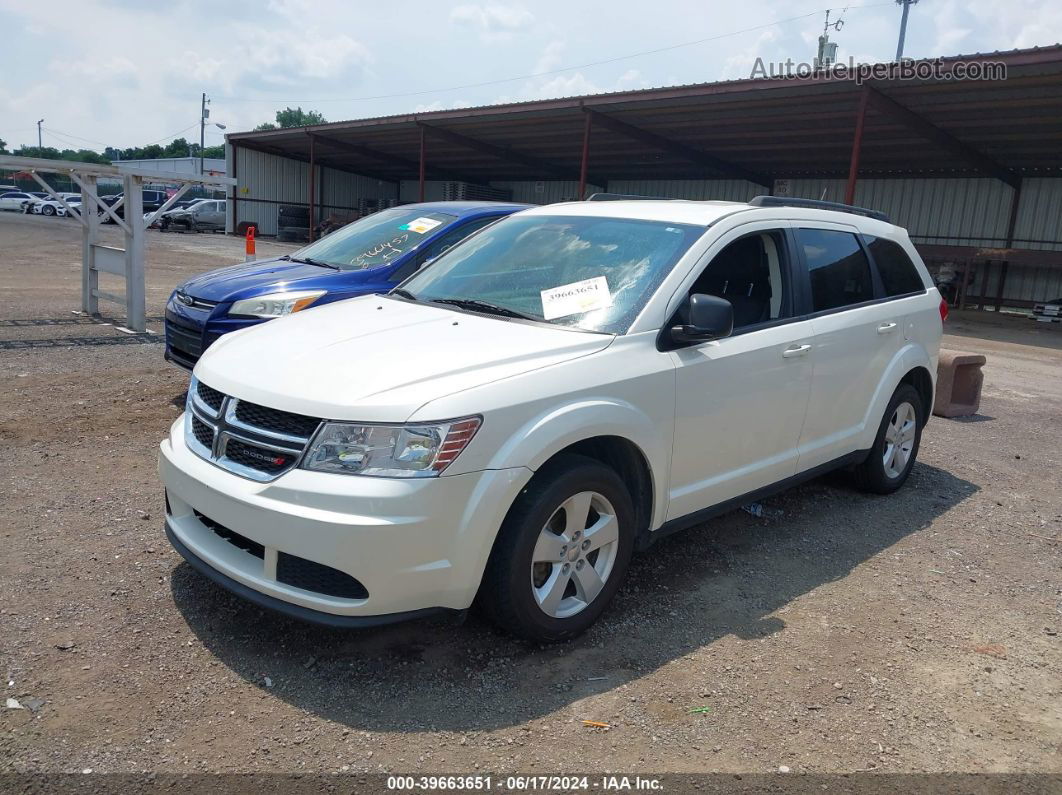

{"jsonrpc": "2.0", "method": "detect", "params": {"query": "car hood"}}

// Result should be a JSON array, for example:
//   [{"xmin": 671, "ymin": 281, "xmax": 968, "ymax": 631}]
[
  {"xmin": 194, "ymin": 294, "xmax": 614, "ymax": 422},
  {"xmin": 178, "ymin": 257, "xmax": 363, "ymax": 301}
]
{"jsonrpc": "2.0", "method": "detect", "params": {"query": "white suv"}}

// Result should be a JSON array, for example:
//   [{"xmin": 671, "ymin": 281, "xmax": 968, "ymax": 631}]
[{"xmin": 159, "ymin": 196, "xmax": 943, "ymax": 642}]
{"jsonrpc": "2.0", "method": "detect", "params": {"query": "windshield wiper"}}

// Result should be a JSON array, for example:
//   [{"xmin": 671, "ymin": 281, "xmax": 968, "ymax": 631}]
[
  {"xmin": 428, "ymin": 298, "xmax": 537, "ymax": 321},
  {"xmin": 390, "ymin": 288, "xmax": 418, "ymax": 302},
  {"xmin": 282, "ymin": 254, "xmax": 339, "ymax": 270}
]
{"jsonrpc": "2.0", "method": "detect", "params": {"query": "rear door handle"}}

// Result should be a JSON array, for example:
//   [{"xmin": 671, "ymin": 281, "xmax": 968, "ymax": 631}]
[
  {"xmin": 877, "ymin": 322, "xmax": 898, "ymax": 334},
  {"xmin": 782, "ymin": 344, "xmax": 812, "ymax": 358}
]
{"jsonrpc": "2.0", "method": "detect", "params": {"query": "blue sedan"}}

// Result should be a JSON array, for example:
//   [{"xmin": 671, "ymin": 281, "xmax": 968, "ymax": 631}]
[{"xmin": 165, "ymin": 201, "xmax": 530, "ymax": 370}]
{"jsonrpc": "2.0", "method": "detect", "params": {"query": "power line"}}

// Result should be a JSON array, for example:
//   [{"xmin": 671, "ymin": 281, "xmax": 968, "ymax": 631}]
[
  {"xmin": 212, "ymin": 2, "xmax": 895, "ymax": 105},
  {"xmin": 41, "ymin": 127, "xmax": 109, "ymax": 147},
  {"xmin": 140, "ymin": 123, "xmax": 200, "ymax": 147}
]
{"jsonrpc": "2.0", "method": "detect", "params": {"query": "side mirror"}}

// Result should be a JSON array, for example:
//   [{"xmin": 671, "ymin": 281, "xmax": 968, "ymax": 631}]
[{"xmin": 670, "ymin": 293, "xmax": 734, "ymax": 346}]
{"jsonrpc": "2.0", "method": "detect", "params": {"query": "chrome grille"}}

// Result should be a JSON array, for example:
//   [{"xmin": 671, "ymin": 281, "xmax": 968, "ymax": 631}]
[
  {"xmin": 175, "ymin": 291, "xmax": 219, "ymax": 310},
  {"xmin": 184, "ymin": 376, "xmax": 322, "ymax": 482}
]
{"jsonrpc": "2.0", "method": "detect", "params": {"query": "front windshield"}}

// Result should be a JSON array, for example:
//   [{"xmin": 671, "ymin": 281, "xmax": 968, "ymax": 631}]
[
  {"xmin": 399, "ymin": 214, "xmax": 705, "ymax": 334},
  {"xmin": 294, "ymin": 208, "xmax": 457, "ymax": 271}
]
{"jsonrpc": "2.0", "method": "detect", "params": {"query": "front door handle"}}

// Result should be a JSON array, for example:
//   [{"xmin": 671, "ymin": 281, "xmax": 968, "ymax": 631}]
[
  {"xmin": 782, "ymin": 344, "xmax": 812, "ymax": 358},
  {"xmin": 877, "ymin": 322, "xmax": 898, "ymax": 334}
]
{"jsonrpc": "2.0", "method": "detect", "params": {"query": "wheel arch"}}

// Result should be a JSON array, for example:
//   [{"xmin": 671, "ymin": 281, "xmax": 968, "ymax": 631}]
[
  {"xmin": 540, "ymin": 435, "xmax": 656, "ymax": 551},
  {"xmin": 899, "ymin": 365, "xmax": 934, "ymax": 426},
  {"xmin": 858, "ymin": 343, "xmax": 934, "ymax": 449}
]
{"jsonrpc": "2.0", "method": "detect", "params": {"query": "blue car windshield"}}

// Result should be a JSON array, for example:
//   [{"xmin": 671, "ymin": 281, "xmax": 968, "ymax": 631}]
[
  {"xmin": 294, "ymin": 208, "xmax": 457, "ymax": 271},
  {"xmin": 399, "ymin": 214, "xmax": 704, "ymax": 334}
]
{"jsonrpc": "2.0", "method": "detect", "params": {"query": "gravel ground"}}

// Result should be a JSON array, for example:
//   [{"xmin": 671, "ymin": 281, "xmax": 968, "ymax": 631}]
[{"xmin": 1, "ymin": 211, "xmax": 1060, "ymax": 776}]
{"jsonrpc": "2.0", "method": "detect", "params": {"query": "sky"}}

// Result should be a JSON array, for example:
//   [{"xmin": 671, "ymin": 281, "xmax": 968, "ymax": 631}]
[{"xmin": 1, "ymin": 0, "xmax": 1060, "ymax": 152}]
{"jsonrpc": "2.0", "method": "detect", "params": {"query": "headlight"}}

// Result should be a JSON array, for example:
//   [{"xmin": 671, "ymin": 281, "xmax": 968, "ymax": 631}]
[
  {"xmin": 229, "ymin": 290, "xmax": 325, "ymax": 318},
  {"xmin": 302, "ymin": 417, "xmax": 481, "ymax": 477}
]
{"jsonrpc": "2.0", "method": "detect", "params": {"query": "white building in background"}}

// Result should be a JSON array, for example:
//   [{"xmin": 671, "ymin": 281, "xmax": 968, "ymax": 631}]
[{"xmin": 112, "ymin": 157, "xmax": 226, "ymax": 177}]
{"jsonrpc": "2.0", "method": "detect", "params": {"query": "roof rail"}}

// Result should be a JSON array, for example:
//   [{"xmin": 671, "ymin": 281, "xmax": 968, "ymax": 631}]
[
  {"xmin": 747, "ymin": 195, "xmax": 890, "ymax": 223},
  {"xmin": 586, "ymin": 192, "xmax": 673, "ymax": 202}
]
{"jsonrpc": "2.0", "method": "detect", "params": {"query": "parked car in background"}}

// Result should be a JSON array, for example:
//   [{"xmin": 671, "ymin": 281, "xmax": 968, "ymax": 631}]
[
  {"xmin": 160, "ymin": 199, "xmax": 226, "ymax": 232},
  {"xmin": 19, "ymin": 192, "xmax": 51, "ymax": 212},
  {"xmin": 1033, "ymin": 297, "xmax": 1062, "ymax": 322},
  {"xmin": 32, "ymin": 193, "xmax": 81, "ymax": 216},
  {"xmin": 164, "ymin": 201, "xmax": 530, "ymax": 369},
  {"xmin": 0, "ymin": 191, "xmax": 38, "ymax": 211},
  {"xmin": 101, "ymin": 189, "xmax": 168, "ymax": 221},
  {"xmin": 160, "ymin": 196, "xmax": 944, "ymax": 641}
]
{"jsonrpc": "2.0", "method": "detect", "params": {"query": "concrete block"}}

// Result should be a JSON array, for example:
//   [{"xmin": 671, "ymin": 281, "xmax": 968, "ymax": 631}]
[{"xmin": 934, "ymin": 349, "xmax": 987, "ymax": 418}]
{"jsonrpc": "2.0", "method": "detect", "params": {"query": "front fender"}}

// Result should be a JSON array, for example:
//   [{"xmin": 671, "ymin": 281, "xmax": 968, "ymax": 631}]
[{"xmin": 484, "ymin": 398, "xmax": 671, "ymax": 530}]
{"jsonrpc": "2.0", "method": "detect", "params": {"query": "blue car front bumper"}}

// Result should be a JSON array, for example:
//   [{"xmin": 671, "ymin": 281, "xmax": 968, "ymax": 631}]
[{"xmin": 164, "ymin": 297, "xmax": 262, "ymax": 371}]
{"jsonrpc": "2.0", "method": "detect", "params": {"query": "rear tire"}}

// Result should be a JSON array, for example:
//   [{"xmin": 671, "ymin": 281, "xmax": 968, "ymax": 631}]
[
  {"xmin": 478, "ymin": 454, "xmax": 635, "ymax": 643},
  {"xmin": 850, "ymin": 383, "xmax": 924, "ymax": 494},
  {"xmin": 42, "ymin": 205, "xmax": 56, "ymax": 216}
]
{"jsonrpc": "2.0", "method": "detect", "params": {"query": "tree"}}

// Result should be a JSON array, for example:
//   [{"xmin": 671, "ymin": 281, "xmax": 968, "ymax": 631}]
[
  {"xmin": 162, "ymin": 137, "xmax": 193, "ymax": 158},
  {"xmin": 254, "ymin": 107, "xmax": 327, "ymax": 131},
  {"xmin": 0, "ymin": 138, "xmax": 7, "ymax": 154},
  {"xmin": 13, "ymin": 145, "xmax": 109, "ymax": 164}
]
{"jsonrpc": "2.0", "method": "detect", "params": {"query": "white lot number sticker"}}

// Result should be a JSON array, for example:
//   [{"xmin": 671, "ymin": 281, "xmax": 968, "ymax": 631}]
[
  {"xmin": 399, "ymin": 217, "xmax": 444, "ymax": 234},
  {"xmin": 540, "ymin": 276, "xmax": 613, "ymax": 320}
]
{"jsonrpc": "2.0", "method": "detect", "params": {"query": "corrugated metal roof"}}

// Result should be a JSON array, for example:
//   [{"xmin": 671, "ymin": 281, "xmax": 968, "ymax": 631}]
[{"xmin": 227, "ymin": 45, "xmax": 1062, "ymax": 185}]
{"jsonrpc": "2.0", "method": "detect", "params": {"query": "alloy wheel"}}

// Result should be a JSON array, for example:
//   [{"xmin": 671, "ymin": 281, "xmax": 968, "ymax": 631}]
[
  {"xmin": 883, "ymin": 400, "xmax": 917, "ymax": 478},
  {"xmin": 530, "ymin": 490, "xmax": 620, "ymax": 619}
]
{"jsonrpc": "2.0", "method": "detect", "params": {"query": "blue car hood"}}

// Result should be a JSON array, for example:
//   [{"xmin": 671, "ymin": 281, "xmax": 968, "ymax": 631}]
[{"xmin": 179, "ymin": 257, "xmax": 375, "ymax": 302}]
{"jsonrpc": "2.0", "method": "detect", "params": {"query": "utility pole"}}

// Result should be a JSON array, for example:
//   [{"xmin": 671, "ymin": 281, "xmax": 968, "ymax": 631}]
[
  {"xmin": 37, "ymin": 119, "xmax": 44, "ymax": 149},
  {"xmin": 895, "ymin": 0, "xmax": 920, "ymax": 61},
  {"xmin": 199, "ymin": 93, "xmax": 208, "ymax": 176},
  {"xmin": 815, "ymin": 9, "xmax": 843, "ymax": 69}
]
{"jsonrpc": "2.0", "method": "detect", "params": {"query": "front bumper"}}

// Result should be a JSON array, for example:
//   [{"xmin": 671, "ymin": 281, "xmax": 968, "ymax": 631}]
[
  {"xmin": 164, "ymin": 298, "xmax": 268, "ymax": 370},
  {"xmin": 159, "ymin": 419, "xmax": 531, "ymax": 622}
]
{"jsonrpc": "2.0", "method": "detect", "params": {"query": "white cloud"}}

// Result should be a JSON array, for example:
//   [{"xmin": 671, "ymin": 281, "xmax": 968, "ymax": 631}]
[{"xmin": 450, "ymin": 3, "xmax": 534, "ymax": 41}]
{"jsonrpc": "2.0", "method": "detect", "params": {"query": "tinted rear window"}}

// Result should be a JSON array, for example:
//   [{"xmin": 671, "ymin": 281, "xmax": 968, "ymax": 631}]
[
  {"xmin": 866, "ymin": 236, "xmax": 924, "ymax": 296},
  {"xmin": 797, "ymin": 228, "xmax": 874, "ymax": 312}
]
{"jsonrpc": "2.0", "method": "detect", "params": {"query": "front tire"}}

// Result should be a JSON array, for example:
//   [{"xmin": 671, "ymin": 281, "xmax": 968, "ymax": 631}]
[
  {"xmin": 479, "ymin": 455, "xmax": 635, "ymax": 642},
  {"xmin": 851, "ymin": 383, "xmax": 924, "ymax": 494},
  {"xmin": 42, "ymin": 205, "xmax": 56, "ymax": 216}
]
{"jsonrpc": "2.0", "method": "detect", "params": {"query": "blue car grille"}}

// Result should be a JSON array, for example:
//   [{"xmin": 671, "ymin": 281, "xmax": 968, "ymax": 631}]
[{"xmin": 166, "ymin": 319, "xmax": 203, "ymax": 363}]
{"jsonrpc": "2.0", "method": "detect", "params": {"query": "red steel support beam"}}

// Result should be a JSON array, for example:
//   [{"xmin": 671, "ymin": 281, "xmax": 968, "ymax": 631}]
[
  {"xmin": 578, "ymin": 111, "xmax": 592, "ymax": 199},
  {"xmin": 419, "ymin": 126, "xmax": 426, "ymax": 202},
  {"xmin": 845, "ymin": 86, "xmax": 870, "ymax": 206},
  {"xmin": 993, "ymin": 178, "xmax": 1024, "ymax": 312},
  {"xmin": 308, "ymin": 134, "xmax": 316, "ymax": 242}
]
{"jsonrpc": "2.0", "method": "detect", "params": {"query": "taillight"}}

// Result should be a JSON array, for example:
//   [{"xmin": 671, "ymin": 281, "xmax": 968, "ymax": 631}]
[{"xmin": 939, "ymin": 298, "xmax": 949, "ymax": 323}]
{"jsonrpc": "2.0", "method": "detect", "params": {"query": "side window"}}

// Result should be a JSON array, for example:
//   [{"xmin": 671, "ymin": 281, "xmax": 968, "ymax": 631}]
[
  {"xmin": 797, "ymin": 228, "xmax": 874, "ymax": 312},
  {"xmin": 865, "ymin": 235, "xmax": 925, "ymax": 296},
  {"xmin": 390, "ymin": 217, "xmax": 499, "ymax": 283},
  {"xmin": 426, "ymin": 216, "xmax": 497, "ymax": 260},
  {"xmin": 687, "ymin": 230, "xmax": 790, "ymax": 328}
]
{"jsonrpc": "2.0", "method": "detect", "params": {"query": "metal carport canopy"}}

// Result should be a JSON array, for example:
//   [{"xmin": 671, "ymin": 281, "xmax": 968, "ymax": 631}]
[{"xmin": 227, "ymin": 45, "xmax": 1062, "ymax": 189}]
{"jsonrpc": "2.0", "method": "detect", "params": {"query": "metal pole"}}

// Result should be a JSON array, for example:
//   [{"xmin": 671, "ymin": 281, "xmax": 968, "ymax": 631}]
[
  {"xmin": 230, "ymin": 143, "xmax": 238, "ymax": 235},
  {"xmin": 994, "ymin": 178, "xmax": 1023, "ymax": 313},
  {"xmin": 845, "ymin": 86, "xmax": 869, "ymax": 205},
  {"xmin": 37, "ymin": 119, "xmax": 43, "ymax": 149},
  {"xmin": 578, "ymin": 112, "xmax": 592, "ymax": 200},
  {"xmin": 81, "ymin": 174, "xmax": 99, "ymax": 316},
  {"xmin": 308, "ymin": 134, "xmax": 316, "ymax": 242},
  {"xmin": 123, "ymin": 174, "xmax": 146, "ymax": 332},
  {"xmin": 199, "ymin": 93, "xmax": 206, "ymax": 176},
  {"xmin": 895, "ymin": 0, "xmax": 917, "ymax": 61},
  {"xmin": 418, "ymin": 126, "xmax": 426, "ymax": 202}
]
